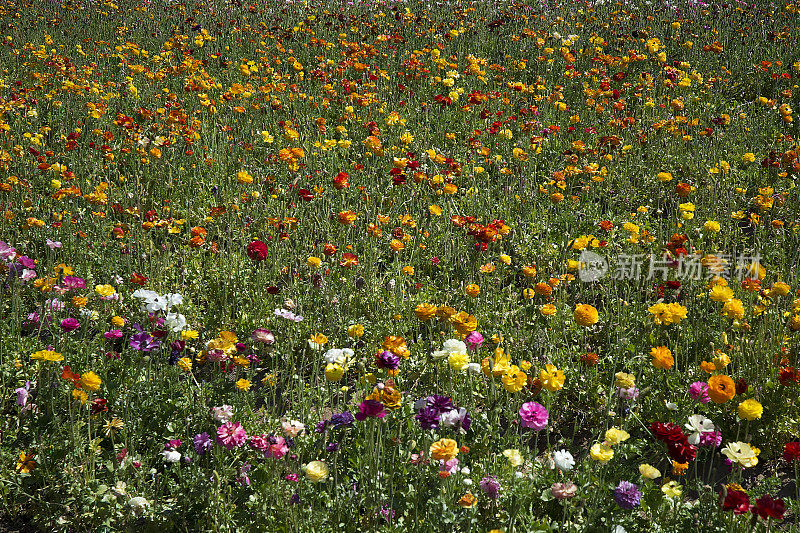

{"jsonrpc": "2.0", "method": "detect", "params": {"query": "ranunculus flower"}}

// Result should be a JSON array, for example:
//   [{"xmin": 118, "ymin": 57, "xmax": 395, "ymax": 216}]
[
  {"xmin": 303, "ymin": 460, "xmax": 329, "ymax": 482},
  {"xmin": 519, "ymin": 401, "xmax": 548, "ymax": 430},
  {"xmin": 246, "ymin": 240, "xmax": 269, "ymax": 261},
  {"xmin": 60, "ymin": 318, "xmax": 81, "ymax": 332}
]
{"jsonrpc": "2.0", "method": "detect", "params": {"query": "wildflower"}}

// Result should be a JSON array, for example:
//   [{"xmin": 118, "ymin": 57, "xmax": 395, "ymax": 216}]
[
  {"xmin": 502, "ymin": 449, "xmax": 524, "ymax": 467},
  {"xmin": 479, "ymin": 476, "xmax": 501, "ymax": 499},
  {"xmin": 551, "ymin": 482, "xmax": 578, "ymax": 499},
  {"xmin": 722, "ymin": 487, "xmax": 750, "ymax": 514},
  {"xmin": 661, "ymin": 481, "xmax": 683, "ymax": 499},
  {"xmin": 519, "ymin": 402, "xmax": 548, "ymax": 430},
  {"xmin": 16, "ymin": 451, "xmax": 36, "ymax": 474},
  {"xmin": 590, "ymin": 443, "xmax": 614, "ymax": 463},
  {"xmin": 638, "ymin": 464, "xmax": 661, "ymax": 479},
  {"xmin": 127, "ymin": 497, "xmax": 150, "ymax": 516},
  {"xmin": 648, "ymin": 302, "xmax": 688, "ymax": 325},
  {"xmin": 737, "ymin": 399, "xmax": 763, "ymax": 420},
  {"xmin": 615, "ymin": 372, "xmax": 636, "ymax": 389},
  {"xmin": 553, "ymin": 449, "xmax": 575, "ymax": 471},
  {"xmin": 613, "ymin": 481, "xmax": 641, "ymax": 509},
  {"xmin": 783, "ymin": 442, "xmax": 800, "ymax": 462},
  {"xmin": 79, "ymin": 371, "xmax": 102, "ymax": 391},
  {"xmin": 708, "ymin": 375, "xmax": 736, "ymax": 403},
  {"xmin": 216, "ymin": 422, "xmax": 248, "ymax": 450},
  {"xmin": 650, "ymin": 346, "xmax": 674, "ymax": 370},
  {"xmin": 355, "ymin": 399, "xmax": 387, "ymax": 421},
  {"xmin": 501, "ymin": 365, "xmax": 527, "ymax": 392},
  {"xmin": 30, "ymin": 349, "xmax": 63, "ymax": 362},
  {"xmin": 721, "ymin": 441, "xmax": 760, "ymax": 468},
  {"xmin": 539, "ymin": 364, "xmax": 565, "ymax": 391},
  {"xmin": 415, "ymin": 303, "xmax": 438, "ymax": 321},
  {"xmin": 464, "ymin": 331, "xmax": 484, "ymax": 351},
  {"xmin": 193, "ymin": 433, "xmax": 213, "ymax": 455},
  {"xmin": 458, "ymin": 493, "xmax": 477, "ymax": 508},
  {"xmin": 574, "ymin": 303, "xmax": 599, "ymax": 326},
  {"xmin": 689, "ymin": 381, "xmax": 710, "ymax": 403},
  {"xmin": 246, "ymin": 240, "xmax": 269, "ymax": 261},
  {"xmin": 604, "ymin": 427, "xmax": 630, "ymax": 446},
  {"xmin": 303, "ymin": 460, "xmax": 329, "ymax": 482},
  {"xmin": 685, "ymin": 415, "xmax": 715, "ymax": 445},
  {"xmin": 235, "ymin": 379, "xmax": 251, "ymax": 391},
  {"xmin": 430, "ymin": 438, "xmax": 459, "ymax": 461}
]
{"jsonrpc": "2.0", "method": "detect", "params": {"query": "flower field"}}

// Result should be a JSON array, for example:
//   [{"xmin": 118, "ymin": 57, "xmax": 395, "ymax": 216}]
[{"xmin": 2, "ymin": 0, "xmax": 800, "ymax": 530}]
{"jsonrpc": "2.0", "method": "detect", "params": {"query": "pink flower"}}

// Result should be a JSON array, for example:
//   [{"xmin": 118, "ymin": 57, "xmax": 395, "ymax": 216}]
[
  {"xmin": 439, "ymin": 458, "xmax": 460, "ymax": 475},
  {"xmin": 267, "ymin": 436, "xmax": 289, "ymax": 459},
  {"xmin": 464, "ymin": 331, "xmax": 484, "ymax": 351},
  {"xmin": 216, "ymin": 422, "xmax": 248, "ymax": 450},
  {"xmin": 60, "ymin": 318, "xmax": 81, "ymax": 332},
  {"xmin": 689, "ymin": 381, "xmax": 710, "ymax": 403},
  {"xmin": 519, "ymin": 401, "xmax": 548, "ymax": 430}
]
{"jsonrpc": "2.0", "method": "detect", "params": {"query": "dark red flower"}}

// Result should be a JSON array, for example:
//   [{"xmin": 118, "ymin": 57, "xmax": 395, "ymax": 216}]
[
  {"xmin": 667, "ymin": 440, "xmax": 698, "ymax": 463},
  {"xmin": 753, "ymin": 495, "xmax": 785, "ymax": 520},
  {"xmin": 722, "ymin": 489, "xmax": 750, "ymax": 514},
  {"xmin": 783, "ymin": 442, "xmax": 800, "ymax": 462},
  {"xmin": 91, "ymin": 398, "xmax": 108, "ymax": 414},
  {"xmin": 246, "ymin": 240, "xmax": 269, "ymax": 261},
  {"xmin": 130, "ymin": 273, "xmax": 148, "ymax": 286},
  {"xmin": 735, "ymin": 378, "xmax": 748, "ymax": 395}
]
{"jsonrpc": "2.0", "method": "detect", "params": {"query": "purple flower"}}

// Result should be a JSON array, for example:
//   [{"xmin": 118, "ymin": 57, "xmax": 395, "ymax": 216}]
[
  {"xmin": 613, "ymin": 481, "xmax": 641, "ymax": 509},
  {"xmin": 375, "ymin": 350, "xmax": 400, "ymax": 370},
  {"xmin": 464, "ymin": 331, "xmax": 484, "ymax": 351},
  {"xmin": 46, "ymin": 239, "xmax": 62, "ymax": 250},
  {"xmin": 479, "ymin": 476, "xmax": 501, "ymax": 499},
  {"xmin": 237, "ymin": 463, "xmax": 252, "ymax": 486},
  {"xmin": 193, "ymin": 432, "xmax": 213, "ymax": 455},
  {"xmin": 104, "ymin": 329, "xmax": 123, "ymax": 340},
  {"xmin": 415, "ymin": 407, "xmax": 440, "ymax": 429},
  {"xmin": 60, "ymin": 317, "xmax": 80, "ymax": 332},
  {"xmin": 129, "ymin": 325, "xmax": 161, "ymax": 352},
  {"xmin": 425, "ymin": 395, "xmax": 454, "ymax": 415},
  {"xmin": 217, "ymin": 422, "xmax": 248, "ymax": 450},
  {"xmin": 519, "ymin": 401, "xmax": 548, "ymax": 430},
  {"xmin": 328, "ymin": 412, "xmax": 354, "ymax": 429},
  {"xmin": 251, "ymin": 328, "xmax": 275, "ymax": 344},
  {"xmin": 689, "ymin": 381, "xmax": 710, "ymax": 403},
  {"xmin": 15, "ymin": 382, "xmax": 30, "ymax": 407},
  {"xmin": 326, "ymin": 442, "xmax": 339, "ymax": 452},
  {"xmin": 61, "ymin": 276, "xmax": 86, "ymax": 291},
  {"xmin": 354, "ymin": 399, "xmax": 387, "ymax": 421}
]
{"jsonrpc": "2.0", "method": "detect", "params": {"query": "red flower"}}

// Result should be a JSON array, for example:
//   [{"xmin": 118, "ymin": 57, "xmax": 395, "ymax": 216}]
[
  {"xmin": 722, "ymin": 489, "xmax": 750, "ymax": 514},
  {"xmin": 91, "ymin": 398, "xmax": 108, "ymax": 414},
  {"xmin": 130, "ymin": 273, "xmax": 148, "ymax": 286},
  {"xmin": 340, "ymin": 253, "xmax": 359, "ymax": 269},
  {"xmin": 735, "ymin": 378, "xmax": 748, "ymax": 395},
  {"xmin": 246, "ymin": 240, "xmax": 269, "ymax": 261},
  {"xmin": 753, "ymin": 495, "xmax": 785, "ymax": 520},
  {"xmin": 783, "ymin": 442, "xmax": 800, "ymax": 462},
  {"xmin": 667, "ymin": 440, "xmax": 698, "ymax": 463}
]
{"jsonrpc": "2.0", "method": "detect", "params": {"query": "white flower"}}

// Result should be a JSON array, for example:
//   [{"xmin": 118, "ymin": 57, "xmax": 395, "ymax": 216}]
[
  {"xmin": 163, "ymin": 293, "xmax": 184, "ymax": 308},
  {"xmin": 111, "ymin": 481, "xmax": 127, "ymax": 497},
  {"xmin": 127, "ymin": 496, "xmax": 150, "ymax": 516},
  {"xmin": 323, "ymin": 348, "xmax": 353, "ymax": 366},
  {"xmin": 465, "ymin": 363, "xmax": 482, "ymax": 374},
  {"xmin": 554, "ymin": 449, "xmax": 575, "ymax": 471},
  {"xmin": 162, "ymin": 450, "xmax": 181, "ymax": 463},
  {"xmin": 685, "ymin": 414, "xmax": 715, "ymax": 445},
  {"xmin": 442, "ymin": 339, "xmax": 467, "ymax": 354},
  {"xmin": 665, "ymin": 401, "xmax": 678, "ymax": 411},
  {"xmin": 165, "ymin": 312, "xmax": 187, "ymax": 332},
  {"xmin": 210, "ymin": 405, "xmax": 234, "ymax": 423}
]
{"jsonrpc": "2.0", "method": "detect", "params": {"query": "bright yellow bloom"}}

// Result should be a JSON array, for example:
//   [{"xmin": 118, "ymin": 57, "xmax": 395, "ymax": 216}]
[
  {"xmin": 590, "ymin": 442, "xmax": 614, "ymax": 463},
  {"xmin": 30, "ymin": 349, "xmax": 63, "ymax": 362},
  {"xmin": 604, "ymin": 427, "xmax": 630, "ymax": 446},
  {"xmin": 79, "ymin": 371, "xmax": 102, "ymax": 391},
  {"xmin": 737, "ymin": 399, "xmax": 763, "ymax": 421},
  {"xmin": 539, "ymin": 364, "xmax": 565, "ymax": 391},
  {"xmin": 430, "ymin": 438, "xmax": 459, "ymax": 461},
  {"xmin": 501, "ymin": 365, "xmax": 527, "ymax": 392}
]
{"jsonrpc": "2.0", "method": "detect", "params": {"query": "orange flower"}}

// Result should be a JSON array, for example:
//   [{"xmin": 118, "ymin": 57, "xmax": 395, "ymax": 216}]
[
  {"xmin": 430, "ymin": 438, "xmax": 459, "ymax": 461},
  {"xmin": 708, "ymin": 375, "xmax": 736, "ymax": 403},
  {"xmin": 337, "ymin": 210, "xmax": 357, "ymax": 225}
]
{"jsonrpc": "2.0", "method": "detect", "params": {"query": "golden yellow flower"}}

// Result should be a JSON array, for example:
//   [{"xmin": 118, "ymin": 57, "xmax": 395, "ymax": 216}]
[
  {"xmin": 430, "ymin": 438, "xmax": 459, "ymax": 461},
  {"xmin": 414, "ymin": 303, "xmax": 438, "ymax": 321},
  {"xmin": 737, "ymin": 399, "xmax": 763, "ymax": 421},
  {"xmin": 79, "ymin": 371, "xmax": 102, "ymax": 392},
  {"xmin": 539, "ymin": 364, "xmax": 565, "ymax": 391},
  {"xmin": 574, "ymin": 303, "xmax": 599, "ymax": 327}
]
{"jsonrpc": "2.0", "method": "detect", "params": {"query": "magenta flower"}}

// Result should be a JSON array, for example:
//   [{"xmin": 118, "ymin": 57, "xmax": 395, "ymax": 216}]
[
  {"xmin": 60, "ymin": 317, "xmax": 80, "ymax": 332},
  {"xmin": 251, "ymin": 328, "xmax": 275, "ymax": 344},
  {"xmin": 216, "ymin": 422, "xmax": 248, "ymax": 450},
  {"xmin": 355, "ymin": 399, "xmax": 387, "ymax": 420},
  {"xmin": 519, "ymin": 401, "xmax": 548, "ymax": 430},
  {"xmin": 464, "ymin": 331, "xmax": 484, "ymax": 351},
  {"xmin": 689, "ymin": 381, "xmax": 710, "ymax": 403},
  {"xmin": 266, "ymin": 436, "xmax": 289, "ymax": 459}
]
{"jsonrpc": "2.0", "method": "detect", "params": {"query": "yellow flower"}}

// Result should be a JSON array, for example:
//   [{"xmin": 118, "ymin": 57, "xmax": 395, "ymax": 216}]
[
  {"xmin": 672, "ymin": 461, "xmax": 688, "ymax": 476},
  {"xmin": 500, "ymin": 254, "xmax": 511, "ymax": 265},
  {"xmin": 648, "ymin": 302, "xmax": 688, "ymax": 325},
  {"xmin": 30, "ymin": 349, "xmax": 63, "ymax": 362},
  {"xmin": 430, "ymin": 438, "xmax": 459, "ymax": 461},
  {"xmin": 428, "ymin": 205, "xmax": 442, "ymax": 216},
  {"xmin": 650, "ymin": 346, "xmax": 674, "ymax": 370},
  {"xmin": 703, "ymin": 220, "xmax": 721, "ymax": 233},
  {"xmin": 79, "ymin": 371, "xmax": 102, "ymax": 391},
  {"xmin": 111, "ymin": 316, "xmax": 126, "ymax": 327},
  {"xmin": 737, "ymin": 399, "xmax": 763, "ymax": 421},
  {"xmin": 303, "ymin": 460, "xmax": 329, "ymax": 482},
  {"xmin": 615, "ymin": 372, "xmax": 636, "ymax": 389},
  {"xmin": 458, "ymin": 493, "xmax": 477, "ymax": 508},
  {"xmin": 466, "ymin": 284, "xmax": 480, "ymax": 297},
  {"xmin": 181, "ymin": 330, "xmax": 199, "ymax": 340},
  {"xmin": 574, "ymin": 304, "xmax": 599, "ymax": 326},
  {"xmin": 325, "ymin": 363, "xmax": 344, "ymax": 381},
  {"xmin": 662, "ymin": 481, "xmax": 683, "ymax": 499},
  {"xmin": 604, "ymin": 427, "xmax": 630, "ymax": 446},
  {"xmin": 742, "ymin": 152, "xmax": 756, "ymax": 163},
  {"xmin": 415, "ymin": 303, "xmax": 438, "ymax": 321},
  {"xmin": 308, "ymin": 333, "xmax": 328, "ymax": 349},
  {"xmin": 94, "ymin": 284, "xmax": 116, "ymax": 297},
  {"xmin": 639, "ymin": 464, "xmax": 661, "ymax": 479},
  {"xmin": 540, "ymin": 303, "xmax": 556, "ymax": 316},
  {"xmin": 590, "ymin": 443, "xmax": 614, "ymax": 464},
  {"xmin": 709, "ymin": 286, "xmax": 734, "ymax": 302},
  {"xmin": 16, "ymin": 451, "xmax": 37, "ymax": 474},
  {"xmin": 235, "ymin": 379, "xmax": 251, "ymax": 391},
  {"xmin": 539, "ymin": 364, "xmax": 565, "ymax": 391},
  {"xmin": 502, "ymin": 449, "xmax": 524, "ymax": 467},
  {"xmin": 306, "ymin": 256, "xmax": 322, "ymax": 268},
  {"xmin": 177, "ymin": 357, "xmax": 192, "ymax": 371},
  {"xmin": 348, "ymin": 324, "xmax": 365, "ymax": 338},
  {"xmin": 448, "ymin": 352, "xmax": 470, "ymax": 372},
  {"xmin": 72, "ymin": 389, "xmax": 88, "ymax": 404},
  {"xmin": 656, "ymin": 171, "xmax": 673, "ymax": 182},
  {"xmin": 721, "ymin": 299, "xmax": 744, "ymax": 320},
  {"xmin": 501, "ymin": 365, "xmax": 527, "ymax": 393}
]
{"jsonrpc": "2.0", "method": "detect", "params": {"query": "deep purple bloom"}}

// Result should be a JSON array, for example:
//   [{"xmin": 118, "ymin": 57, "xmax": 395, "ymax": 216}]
[
  {"xmin": 355, "ymin": 399, "xmax": 387, "ymax": 420},
  {"xmin": 61, "ymin": 276, "xmax": 86, "ymax": 291},
  {"xmin": 326, "ymin": 442, "xmax": 339, "ymax": 452},
  {"xmin": 519, "ymin": 401, "xmax": 548, "ymax": 430},
  {"xmin": 614, "ymin": 481, "xmax": 641, "ymax": 509},
  {"xmin": 193, "ymin": 432, "xmax": 213, "ymax": 455},
  {"xmin": 129, "ymin": 325, "xmax": 162, "ymax": 352},
  {"xmin": 416, "ymin": 407, "xmax": 440, "ymax": 429},
  {"xmin": 328, "ymin": 412, "xmax": 354, "ymax": 428},
  {"xmin": 375, "ymin": 350, "xmax": 400, "ymax": 370},
  {"xmin": 426, "ymin": 395, "xmax": 455, "ymax": 415}
]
